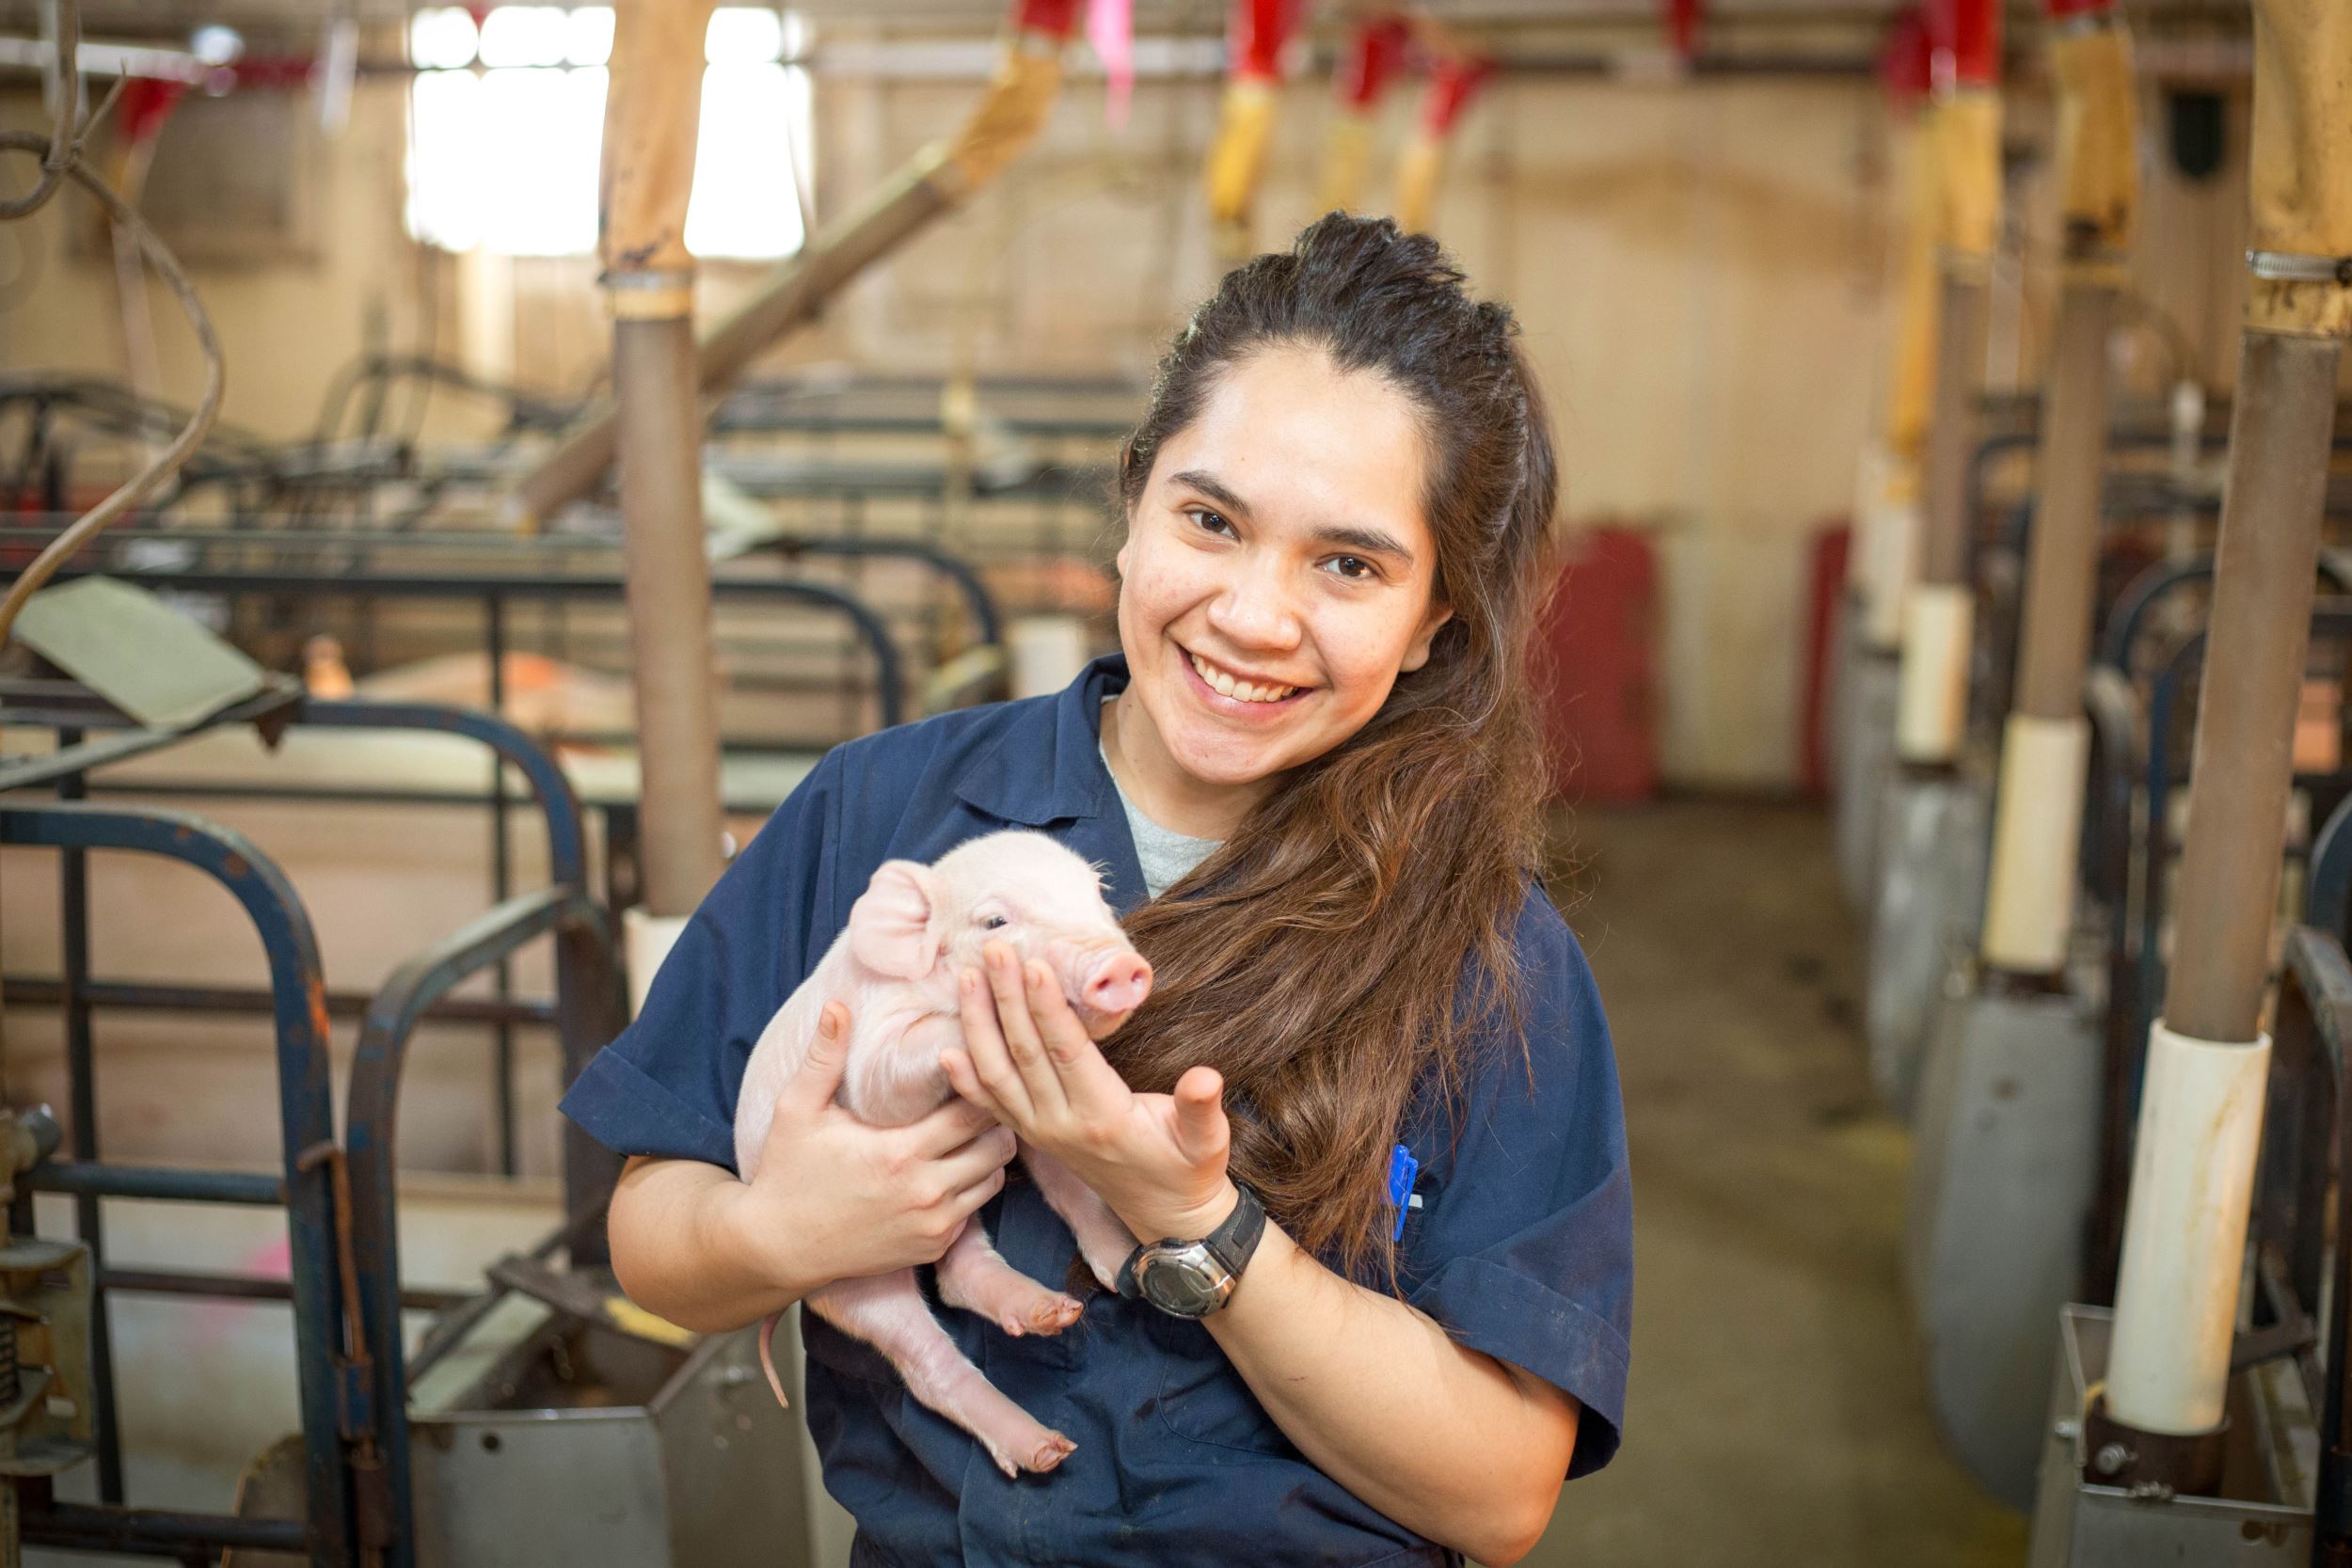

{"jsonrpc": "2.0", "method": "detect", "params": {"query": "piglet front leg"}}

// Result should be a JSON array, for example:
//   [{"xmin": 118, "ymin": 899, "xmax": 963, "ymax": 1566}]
[
  {"xmin": 1022, "ymin": 1146, "xmax": 1138, "ymax": 1292},
  {"xmin": 805, "ymin": 1270, "xmax": 1077, "ymax": 1477}
]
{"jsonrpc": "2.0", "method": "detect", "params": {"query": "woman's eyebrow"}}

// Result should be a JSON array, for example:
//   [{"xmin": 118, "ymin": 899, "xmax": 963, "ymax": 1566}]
[
  {"xmin": 1172, "ymin": 468, "xmax": 1416, "ymax": 565},
  {"xmin": 1312, "ymin": 523, "xmax": 1415, "ymax": 563},
  {"xmin": 1169, "ymin": 468, "xmax": 1252, "ymax": 519}
]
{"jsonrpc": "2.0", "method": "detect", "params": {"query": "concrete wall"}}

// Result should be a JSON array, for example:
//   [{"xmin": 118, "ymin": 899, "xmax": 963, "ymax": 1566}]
[{"xmin": 0, "ymin": 48, "xmax": 2255, "ymax": 788}]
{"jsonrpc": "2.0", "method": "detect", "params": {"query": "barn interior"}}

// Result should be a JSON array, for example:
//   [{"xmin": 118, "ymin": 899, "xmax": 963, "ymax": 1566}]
[{"xmin": 0, "ymin": 0, "xmax": 2347, "ymax": 1563}]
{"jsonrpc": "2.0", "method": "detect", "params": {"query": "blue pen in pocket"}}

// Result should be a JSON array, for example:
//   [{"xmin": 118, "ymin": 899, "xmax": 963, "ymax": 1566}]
[{"xmin": 1387, "ymin": 1143, "xmax": 1421, "ymax": 1242}]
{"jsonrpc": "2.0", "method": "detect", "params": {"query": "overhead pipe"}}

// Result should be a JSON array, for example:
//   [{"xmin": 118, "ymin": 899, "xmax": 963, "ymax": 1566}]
[
  {"xmin": 1851, "ymin": 8, "xmax": 1936, "ymax": 653},
  {"xmin": 2091, "ymin": 0, "xmax": 2352, "ymax": 1496},
  {"xmin": 503, "ymin": 0, "xmax": 1087, "ymax": 531},
  {"xmin": 1977, "ymin": 0, "xmax": 2136, "ymax": 975},
  {"xmin": 600, "ymin": 0, "xmax": 727, "ymax": 919},
  {"xmin": 1317, "ymin": 11, "xmax": 1408, "ymax": 214},
  {"xmin": 1394, "ymin": 48, "xmax": 1494, "ymax": 236},
  {"xmin": 1893, "ymin": 0, "xmax": 2000, "ymax": 766},
  {"xmin": 1203, "ymin": 0, "xmax": 1300, "ymax": 255}
]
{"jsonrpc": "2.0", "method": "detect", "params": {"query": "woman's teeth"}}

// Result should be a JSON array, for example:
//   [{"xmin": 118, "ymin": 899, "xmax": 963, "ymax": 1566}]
[{"xmin": 1189, "ymin": 650, "xmax": 1296, "ymax": 704}]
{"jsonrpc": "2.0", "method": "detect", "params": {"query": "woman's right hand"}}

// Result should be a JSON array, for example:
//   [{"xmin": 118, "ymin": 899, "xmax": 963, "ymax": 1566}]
[{"xmin": 725, "ymin": 1000, "xmax": 1018, "ymax": 1296}]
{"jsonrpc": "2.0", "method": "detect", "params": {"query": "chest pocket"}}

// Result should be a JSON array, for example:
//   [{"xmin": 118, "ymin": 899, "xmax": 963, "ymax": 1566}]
[{"xmin": 1140, "ymin": 1311, "xmax": 1300, "ymax": 1457}]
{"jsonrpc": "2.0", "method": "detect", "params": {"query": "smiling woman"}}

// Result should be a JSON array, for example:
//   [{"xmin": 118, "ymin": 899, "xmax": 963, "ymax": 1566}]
[{"xmin": 571, "ymin": 212, "xmax": 1629, "ymax": 1568}]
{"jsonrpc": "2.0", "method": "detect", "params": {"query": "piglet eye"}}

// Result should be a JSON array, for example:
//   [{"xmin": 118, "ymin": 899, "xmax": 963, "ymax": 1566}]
[{"xmin": 982, "ymin": 914, "xmax": 1009, "ymax": 930}]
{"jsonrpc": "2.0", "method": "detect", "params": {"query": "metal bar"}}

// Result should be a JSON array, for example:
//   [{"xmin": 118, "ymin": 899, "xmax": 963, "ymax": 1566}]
[
  {"xmin": 2012, "ymin": 283, "xmax": 2119, "ymax": 721},
  {"xmin": 53, "ymin": 728, "xmax": 122, "ymax": 1505},
  {"xmin": 20, "ymin": 1501, "xmax": 306, "ymax": 1555},
  {"xmin": 0, "ymin": 683, "xmax": 303, "ymax": 795},
  {"xmin": 613, "ymin": 315, "xmax": 729, "ymax": 918},
  {"xmin": 486, "ymin": 596, "xmax": 517, "ymax": 1180},
  {"xmin": 23, "ymin": 1162, "xmax": 284, "ymax": 1206},
  {"xmin": 31, "ymin": 567, "xmax": 908, "ymax": 729},
  {"xmin": 341, "ymin": 885, "xmax": 607, "ymax": 1566},
  {"xmin": 0, "ymin": 526, "xmax": 1008, "ymax": 655},
  {"xmin": 0, "ymin": 802, "xmax": 358, "ymax": 1566},
  {"xmin": 2165, "ymin": 332, "xmax": 2344, "ymax": 1042},
  {"xmin": 1, "ymin": 976, "xmax": 557, "ymax": 1027},
  {"xmin": 99, "ymin": 1266, "xmax": 468, "ymax": 1314}
]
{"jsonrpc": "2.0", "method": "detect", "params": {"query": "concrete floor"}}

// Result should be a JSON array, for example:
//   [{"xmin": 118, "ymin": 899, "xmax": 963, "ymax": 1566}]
[{"xmin": 1522, "ymin": 800, "xmax": 2026, "ymax": 1568}]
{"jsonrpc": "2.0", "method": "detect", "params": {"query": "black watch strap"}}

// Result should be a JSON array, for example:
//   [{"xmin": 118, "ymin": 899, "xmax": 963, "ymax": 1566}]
[{"xmin": 1115, "ymin": 1180, "xmax": 1265, "ymax": 1300}]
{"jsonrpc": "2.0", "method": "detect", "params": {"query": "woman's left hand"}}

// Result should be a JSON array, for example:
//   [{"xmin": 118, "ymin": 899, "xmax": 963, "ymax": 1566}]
[{"xmin": 939, "ymin": 942, "xmax": 1237, "ymax": 1243}]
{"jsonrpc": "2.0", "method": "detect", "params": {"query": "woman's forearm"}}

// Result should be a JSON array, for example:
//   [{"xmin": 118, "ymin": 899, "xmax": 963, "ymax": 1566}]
[
  {"xmin": 607, "ymin": 1155, "xmax": 810, "ymax": 1334},
  {"xmin": 1201, "ymin": 1219, "xmax": 1579, "ymax": 1566}
]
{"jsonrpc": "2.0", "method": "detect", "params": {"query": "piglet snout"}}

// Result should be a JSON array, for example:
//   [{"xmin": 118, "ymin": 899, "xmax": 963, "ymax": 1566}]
[{"xmin": 1083, "ymin": 952, "xmax": 1153, "ymax": 1018}]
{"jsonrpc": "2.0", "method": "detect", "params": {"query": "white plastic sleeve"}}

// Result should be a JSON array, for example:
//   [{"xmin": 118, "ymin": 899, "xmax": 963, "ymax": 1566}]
[
  {"xmin": 2104, "ymin": 1021, "xmax": 2271, "ymax": 1435},
  {"xmin": 1895, "ymin": 583, "xmax": 1972, "ymax": 763},
  {"xmin": 1979, "ymin": 714, "xmax": 2092, "ymax": 973},
  {"xmin": 624, "ymin": 907, "xmax": 691, "ymax": 1020}
]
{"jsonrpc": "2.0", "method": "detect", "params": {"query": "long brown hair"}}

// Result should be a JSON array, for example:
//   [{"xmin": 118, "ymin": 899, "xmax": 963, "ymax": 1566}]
[{"xmin": 1107, "ymin": 213, "xmax": 1558, "ymax": 1286}]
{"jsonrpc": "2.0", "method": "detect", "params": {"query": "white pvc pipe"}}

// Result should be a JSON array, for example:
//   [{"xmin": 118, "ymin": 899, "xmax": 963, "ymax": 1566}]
[
  {"xmin": 1862, "ymin": 494, "xmax": 1922, "ymax": 653},
  {"xmin": 2104, "ymin": 1020, "xmax": 2270, "ymax": 1434},
  {"xmin": 1009, "ymin": 614, "xmax": 1092, "ymax": 700},
  {"xmin": 1895, "ymin": 582, "xmax": 1972, "ymax": 762},
  {"xmin": 1979, "ymin": 714, "xmax": 2091, "ymax": 974},
  {"xmin": 624, "ymin": 907, "xmax": 691, "ymax": 1019}
]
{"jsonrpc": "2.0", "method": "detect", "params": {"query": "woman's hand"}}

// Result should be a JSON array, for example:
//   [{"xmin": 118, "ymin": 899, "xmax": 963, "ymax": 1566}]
[
  {"xmin": 938, "ymin": 942, "xmax": 1237, "ymax": 1243},
  {"xmin": 725, "ymin": 999, "xmax": 1019, "ymax": 1295}
]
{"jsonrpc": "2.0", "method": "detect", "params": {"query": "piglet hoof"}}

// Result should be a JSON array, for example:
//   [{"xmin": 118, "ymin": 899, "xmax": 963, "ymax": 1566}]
[
  {"xmin": 1022, "ymin": 1295, "xmax": 1084, "ymax": 1337},
  {"xmin": 980, "ymin": 1428, "xmax": 1077, "ymax": 1478},
  {"xmin": 1028, "ymin": 1433, "xmax": 1077, "ymax": 1473}
]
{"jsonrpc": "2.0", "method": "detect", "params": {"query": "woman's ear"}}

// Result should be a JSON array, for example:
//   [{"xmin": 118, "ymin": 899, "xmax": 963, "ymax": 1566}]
[{"xmin": 1400, "ymin": 601, "xmax": 1454, "ymax": 673}]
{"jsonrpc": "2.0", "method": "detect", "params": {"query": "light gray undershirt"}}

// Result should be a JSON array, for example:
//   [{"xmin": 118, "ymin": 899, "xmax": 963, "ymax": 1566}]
[{"xmin": 1099, "ymin": 701, "xmax": 1222, "ymax": 900}]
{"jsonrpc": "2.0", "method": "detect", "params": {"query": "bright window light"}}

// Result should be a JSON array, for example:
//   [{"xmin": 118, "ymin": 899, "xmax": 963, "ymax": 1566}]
[
  {"xmin": 564, "ymin": 6, "xmax": 614, "ymax": 67},
  {"xmin": 408, "ymin": 7, "xmax": 478, "ymax": 70},
  {"xmin": 406, "ymin": 69, "xmax": 483, "ymax": 249},
  {"xmin": 707, "ymin": 7, "xmax": 786, "ymax": 63},
  {"xmin": 407, "ymin": 7, "xmax": 808, "ymax": 259},
  {"xmin": 479, "ymin": 6, "xmax": 569, "ymax": 68},
  {"xmin": 686, "ymin": 62, "xmax": 809, "ymax": 258}
]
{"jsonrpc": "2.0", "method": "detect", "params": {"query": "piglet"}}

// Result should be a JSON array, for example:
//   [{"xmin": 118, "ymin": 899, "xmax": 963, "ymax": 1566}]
[{"xmin": 731, "ymin": 830, "xmax": 1154, "ymax": 1476}]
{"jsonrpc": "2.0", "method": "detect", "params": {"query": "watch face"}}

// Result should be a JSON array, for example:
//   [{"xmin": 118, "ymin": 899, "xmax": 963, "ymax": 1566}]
[{"xmin": 1136, "ymin": 1245, "xmax": 1232, "ymax": 1317}]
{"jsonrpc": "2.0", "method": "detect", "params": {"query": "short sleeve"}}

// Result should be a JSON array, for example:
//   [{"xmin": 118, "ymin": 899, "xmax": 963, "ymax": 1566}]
[
  {"xmin": 558, "ymin": 749, "xmax": 845, "ymax": 1174},
  {"xmin": 1398, "ymin": 890, "xmax": 1633, "ymax": 1480}
]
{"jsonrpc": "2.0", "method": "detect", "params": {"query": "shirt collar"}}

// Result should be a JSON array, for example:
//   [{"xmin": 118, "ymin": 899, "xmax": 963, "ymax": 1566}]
[{"xmin": 955, "ymin": 653, "xmax": 1130, "ymax": 827}]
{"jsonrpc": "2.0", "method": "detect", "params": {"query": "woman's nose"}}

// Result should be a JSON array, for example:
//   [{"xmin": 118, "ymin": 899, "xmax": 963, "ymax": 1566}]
[{"xmin": 1206, "ymin": 568, "xmax": 1304, "ymax": 650}]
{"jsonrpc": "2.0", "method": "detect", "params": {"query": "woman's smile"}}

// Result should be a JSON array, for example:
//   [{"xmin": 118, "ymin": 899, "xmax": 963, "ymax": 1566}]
[{"xmin": 1177, "ymin": 642, "xmax": 1311, "ymax": 714}]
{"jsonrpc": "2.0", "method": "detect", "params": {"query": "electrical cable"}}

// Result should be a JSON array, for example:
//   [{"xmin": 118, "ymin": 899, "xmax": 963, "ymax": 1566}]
[
  {"xmin": 0, "ymin": 117, "xmax": 224, "ymax": 645},
  {"xmin": 0, "ymin": 0, "xmax": 77, "ymax": 221}
]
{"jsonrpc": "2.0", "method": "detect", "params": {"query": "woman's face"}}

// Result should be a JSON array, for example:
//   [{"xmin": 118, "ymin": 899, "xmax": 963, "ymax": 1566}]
[{"xmin": 1115, "ymin": 345, "xmax": 1452, "ymax": 792}]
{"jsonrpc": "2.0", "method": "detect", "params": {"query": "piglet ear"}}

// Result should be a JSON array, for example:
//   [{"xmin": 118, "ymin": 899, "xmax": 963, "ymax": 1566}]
[{"xmin": 848, "ymin": 860, "xmax": 945, "ymax": 979}]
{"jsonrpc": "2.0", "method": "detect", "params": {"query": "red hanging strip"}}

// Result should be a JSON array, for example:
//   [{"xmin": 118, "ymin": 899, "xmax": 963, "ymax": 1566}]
[
  {"xmin": 1335, "ymin": 14, "xmax": 1410, "ymax": 110},
  {"xmin": 1016, "ymin": 0, "xmax": 1087, "ymax": 42},
  {"xmin": 1928, "ymin": 0, "xmax": 2001, "ymax": 89},
  {"xmin": 1230, "ymin": 0, "xmax": 1300, "ymax": 85}
]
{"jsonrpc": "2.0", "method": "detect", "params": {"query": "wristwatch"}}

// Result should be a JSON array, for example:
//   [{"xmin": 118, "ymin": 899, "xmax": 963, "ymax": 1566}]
[{"xmin": 1115, "ymin": 1180, "xmax": 1266, "ymax": 1319}]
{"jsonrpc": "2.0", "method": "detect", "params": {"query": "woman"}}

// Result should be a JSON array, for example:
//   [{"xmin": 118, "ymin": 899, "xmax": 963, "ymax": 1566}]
[{"xmin": 563, "ymin": 213, "xmax": 1632, "ymax": 1567}]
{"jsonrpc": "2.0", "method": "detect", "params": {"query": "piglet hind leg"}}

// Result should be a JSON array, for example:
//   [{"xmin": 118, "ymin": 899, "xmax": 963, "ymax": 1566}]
[
  {"xmin": 935, "ymin": 1220, "xmax": 1083, "ymax": 1338},
  {"xmin": 805, "ymin": 1271, "xmax": 1076, "ymax": 1478},
  {"xmin": 1021, "ymin": 1146, "xmax": 1136, "ymax": 1292}
]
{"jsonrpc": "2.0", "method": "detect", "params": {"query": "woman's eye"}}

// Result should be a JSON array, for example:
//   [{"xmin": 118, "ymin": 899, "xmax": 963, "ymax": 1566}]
[
  {"xmin": 982, "ymin": 914, "xmax": 1009, "ymax": 929},
  {"xmin": 1326, "ymin": 555, "xmax": 1375, "ymax": 581},
  {"xmin": 1184, "ymin": 507, "xmax": 1236, "ymax": 539}
]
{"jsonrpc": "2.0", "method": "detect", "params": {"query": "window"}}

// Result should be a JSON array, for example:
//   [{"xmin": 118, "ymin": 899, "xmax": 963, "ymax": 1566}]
[{"xmin": 405, "ymin": 6, "xmax": 810, "ymax": 260}]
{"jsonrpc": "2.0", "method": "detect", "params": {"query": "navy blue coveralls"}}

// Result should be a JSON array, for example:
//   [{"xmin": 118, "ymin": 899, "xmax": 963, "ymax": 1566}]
[{"xmin": 561, "ymin": 655, "xmax": 1634, "ymax": 1568}]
